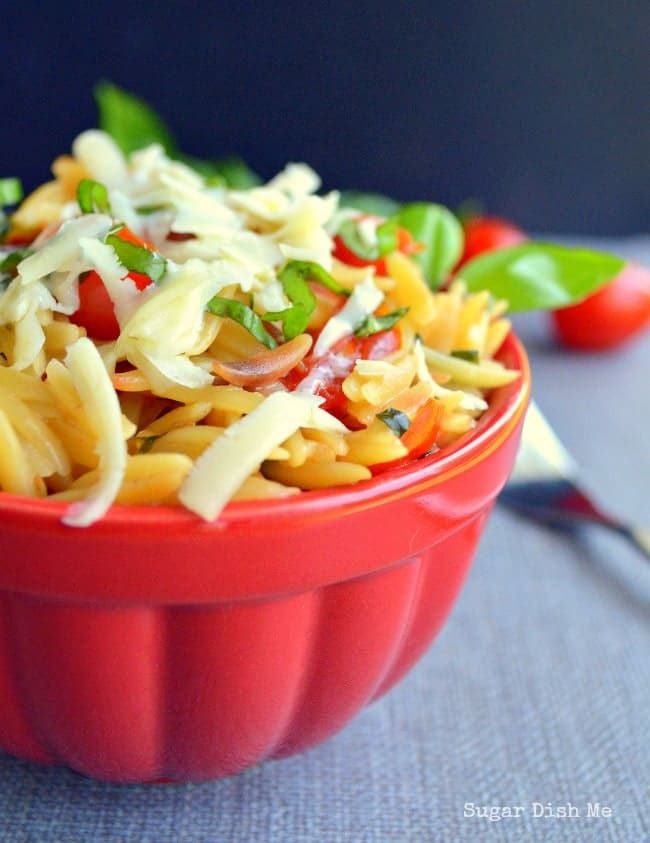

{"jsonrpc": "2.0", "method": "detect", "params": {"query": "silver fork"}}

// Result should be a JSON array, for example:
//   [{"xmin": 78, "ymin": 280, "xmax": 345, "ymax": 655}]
[{"xmin": 499, "ymin": 400, "xmax": 650, "ymax": 561}]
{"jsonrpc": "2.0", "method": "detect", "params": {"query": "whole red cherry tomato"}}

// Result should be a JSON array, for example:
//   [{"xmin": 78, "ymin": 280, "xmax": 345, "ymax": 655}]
[
  {"xmin": 457, "ymin": 215, "xmax": 526, "ymax": 267},
  {"xmin": 551, "ymin": 262, "xmax": 650, "ymax": 350},
  {"xmin": 71, "ymin": 228, "xmax": 155, "ymax": 340}
]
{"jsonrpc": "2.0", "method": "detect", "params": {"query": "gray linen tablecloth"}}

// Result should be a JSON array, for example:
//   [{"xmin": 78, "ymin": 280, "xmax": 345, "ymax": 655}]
[{"xmin": 1, "ymin": 239, "xmax": 648, "ymax": 843}]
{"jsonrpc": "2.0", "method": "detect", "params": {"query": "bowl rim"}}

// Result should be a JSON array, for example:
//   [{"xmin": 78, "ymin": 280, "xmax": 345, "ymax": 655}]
[{"xmin": 0, "ymin": 331, "xmax": 531, "ymax": 531}]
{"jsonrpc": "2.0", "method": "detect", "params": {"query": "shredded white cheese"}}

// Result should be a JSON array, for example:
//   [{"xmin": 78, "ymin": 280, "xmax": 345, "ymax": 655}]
[
  {"xmin": 72, "ymin": 130, "xmax": 128, "ymax": 187},
  {"xmin": 17, "ymin": 215, "xmax": 112, "ymax": 286},
  {"xmin": 179, "ymin": 391, "xmax": 317, "ymax": 520},
  {"xmin": 61, "ymin": 338, "xmax": 127, "ymax": 527},
  {"xmin": 115, "ymin": 259, "xmax": 226, "ymax": 388},
  {"xmin": 312, "ymin": 275, "xmax": 384, "ymax": 357},
  {"xmin": 78, "ymin": 237, "xmax": 142, "ymax": 327}
]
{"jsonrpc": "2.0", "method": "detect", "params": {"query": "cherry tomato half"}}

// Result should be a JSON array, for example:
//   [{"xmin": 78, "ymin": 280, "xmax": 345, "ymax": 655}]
[
  {"xmin": 283, "ymin": 326, "xmax": 402, "ymax": 422},
  {"xmin": 371, "ymin": 398, "xmax": 444, "ymax": 474},
  {"xmin": 71, "ymin": 227, "xmax": 155, "ymax": 340},
  {"xmin": 551, "ymin": 262, "xmax": 650, "ymax": 351},
  {"xmin": 457, "ymin": 215, "xmax": 526, "ymax": 267}
]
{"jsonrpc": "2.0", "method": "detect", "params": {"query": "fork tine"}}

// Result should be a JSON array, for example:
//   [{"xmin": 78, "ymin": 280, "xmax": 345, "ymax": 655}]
[{"xmin": 500, "ymin": 401, "xmax": 650, "ymax": 563}]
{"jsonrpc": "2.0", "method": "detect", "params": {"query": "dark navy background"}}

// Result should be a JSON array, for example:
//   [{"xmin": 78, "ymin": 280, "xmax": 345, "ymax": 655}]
[{"xmin": 2, "ymin": 1, "xmax": 648, "ymax": 234}]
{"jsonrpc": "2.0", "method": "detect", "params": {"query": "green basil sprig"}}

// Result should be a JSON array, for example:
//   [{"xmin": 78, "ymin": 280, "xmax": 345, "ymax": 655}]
[
  {"xmin": 355, "ymin": 307, "xmax": 409, "ymax": 338},
  {"xmin": 377, "ymin": 408, "xmax": 410, "ymax": 437},
  {"xmin": 0, "ymin": 248, "xmax": 32, "ymax": 275},
  {"xmin": 0, "ymin": 248, "xmax": 32, "ymax": 289},
  {"xmin": 264, "ymin": 260, "xmax": 347, "ymax": 340},
  {"xmin": 206, "ymin": 296, "xmax": 277, "ymax": 349},
  {"xmin": 283, "ymin": 260, "xmax": 347, "ymax": 295},
  {"xmin": 337, "ymin": 197, "xmax": 463, "ymax": 289},
  {"xmin": 194, "ymin": 156, "xmax": 262, "ymax": 189},
  {"xmin": 451, "ymin": 349, "xmax": 480, "ymax": 363},
  {"xmin": 458, "ymin": 243, "xmax": 626, "ymax": 311},
  {"xmin": 77, "ymin": 179, "xmax": 111, "ymax": 214},
  {"xmin": 105, "ymin": 228, "xmax": 167, "ymax": 282},
  {"xmin": 95, "ymin": 82, "xmax": 261, "ymax": 188},
  {"xmin": 264, "ymin": 266, "xmax": 316, "ymax": 340},
  {"xmin": 336, "ymin": 216, "xmax": 399, "ymax": 262},
  {"xmin": 95, "ymin": 81, "xmax": 179, "ymax": 158}
]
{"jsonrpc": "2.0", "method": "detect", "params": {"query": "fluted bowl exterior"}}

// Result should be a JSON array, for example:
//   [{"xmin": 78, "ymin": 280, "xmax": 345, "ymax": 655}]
[{"xmin": 0, "ymin": 333, "xmax": 530, "ymax": 782}]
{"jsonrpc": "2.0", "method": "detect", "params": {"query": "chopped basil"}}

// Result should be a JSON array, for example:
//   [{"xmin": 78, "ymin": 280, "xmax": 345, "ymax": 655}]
[
  {"xmin": 264, "ymin": 259, "xmax": 348, "ymax": 339},
  {"xmin": 0, "ymin": 178, "xmax": 23, "ymax": 207},
  {"xmin": 139, "ymin": 435, "xmax": 159, "ymax": 454},
  {"xmin": 450, "ymin": 349, "xmax": 480, "ymax": 363},
  {"xmin": 280, "ymin": 260, "xmax": 347, "ymax": 295},
  {"xmin": 337, "ymin": 199, "xmax": 462, "ymax": 289},
  {"xmin": 264, "ymin": 263, "xmax": 316, "ymax": 340},
  {"xmin": 377, "ymin": 408, "xmax": 411, "ymax": 437},
  {"xmin": 186, "ymin": 155, "xmax": 262, "ymax": 189},
  {"xmin": 0, "ymin": 248, "xmax": 32, "ymax": 275},
  {"xmin": 1, "ymin": 248, "xmax": 31, "ymax": 290},
  {"xmin": 336, "ymin": 216, "xmax": 399, "ymax": 261},
  {"xmin": 459, "ymin": 243, "xmax": 626, "ymax": 311},
  {"xmin": 77, "ymin": 179, "xmax": 111, "ymax": 214},
  {"xmin": 135, "ymin": 205, "xmax": 166, "ymax": 215},
  {"xmin": 355, "ymin": 307, "xmax": 409, "ymax": 338},
  {"xmin": 104, "ymin": 230, "xmax": 167, "ymax": 282},
  {"xmin": 206, "ymin": 296, "xmax": 277, "ymax": 349}
]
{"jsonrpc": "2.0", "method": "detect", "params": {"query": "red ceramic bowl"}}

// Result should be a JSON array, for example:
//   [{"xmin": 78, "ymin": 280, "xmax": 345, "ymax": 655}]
[{"xmin": 0, "ymin": 332, "xmax": 530, "ymax": 782}]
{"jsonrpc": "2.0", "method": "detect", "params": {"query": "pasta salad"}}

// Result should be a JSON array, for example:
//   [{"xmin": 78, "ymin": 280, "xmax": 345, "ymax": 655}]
[{"xmin": 0, "ymin": 114, "xmax": 623, "ymax": 526}]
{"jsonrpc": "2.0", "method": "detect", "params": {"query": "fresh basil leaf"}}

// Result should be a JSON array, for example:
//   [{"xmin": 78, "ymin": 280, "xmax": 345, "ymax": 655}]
[
  {"xmin": 377, "ymin": 407, "xmax": 411, "ymax": 437},
  {"xmin": 95, "ymin": 81, "xmax": 180, "ymax": 157},
  {"xmin": 459, "ymin": 243, "xmax": 626, "ymax": 311},
  {"xmin": 451, "ymin": 349, "xmax": 480, "ymax": 363},
  {"xmin": 105, "ymin": 232, "xmax": 167, "ymax": 282},
  {"xmin": 135, "ymin": 205, "xmax": 166, "ymax": 216},
  {"xmin": 355, "ymin": 307, "xmax": 409, "ymax": 338},
  {"xmin": 184, "ymin": 155, "xmax": 262, "ymax": 189},
  {"xmin": 264, "ymin": 260, "xmax": 351, "ymax": 339},
  {"xmin": 139, "ymin": 435, "xmax": 159, "ymax": 454},
  {"xmin": 0, "ymin": 178, "xmax": 23, "ymax": 207},
  {"xmin": 279, "ymin": 260, "xmax": 347, "ymax": 296},
  {"xmin": 337, "ymin": 216, "xmax": 399, "ymax": 261},
  {"xmin": 95, "ymin": 82, "xmax": 262, "ymax": 188},
  {"xmin": 1, "ymin": 248, "xmax": 31, "ymax": 289},
  {"xmin": 264, "ymin": 263, "xmax": 317, "ymax": 340},
  {"xmin": 206, "ymin": 296, "xmax": 277, "ymax": 349},
  {"xmin": 77, "ymin": 179, "xmax": 111, "ymax": 214},
  {"xmin": 397, "ymin": 202, "xmax": 463, "ymax": 288},
  {"xmin": 339, "ymin": 191, "xmax": 400, "ymax": 218},
  {"xmin": 0, "ymin": 248, "xmax": 31, "ymax": 275}
]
